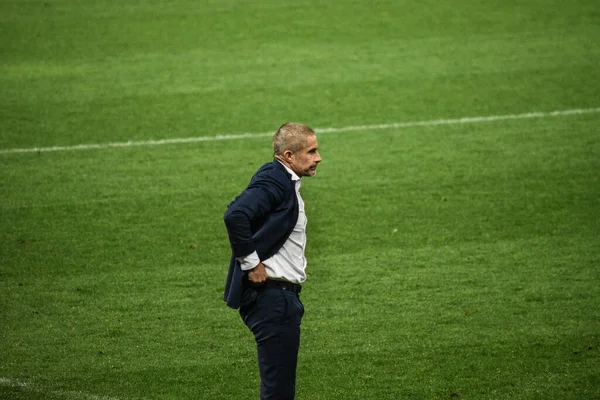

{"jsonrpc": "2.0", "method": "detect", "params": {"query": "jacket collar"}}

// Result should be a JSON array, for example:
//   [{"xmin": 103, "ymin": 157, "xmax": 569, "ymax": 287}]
[{"xmin": 274, "ymin": 159, "xmax": 300, "ymax": 181}]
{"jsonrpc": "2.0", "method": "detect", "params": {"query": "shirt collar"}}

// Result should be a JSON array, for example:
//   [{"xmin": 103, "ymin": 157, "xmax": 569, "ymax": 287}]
[{"xmin": 276, "ymin": 159, "xmax": 300, "ymax": 182}]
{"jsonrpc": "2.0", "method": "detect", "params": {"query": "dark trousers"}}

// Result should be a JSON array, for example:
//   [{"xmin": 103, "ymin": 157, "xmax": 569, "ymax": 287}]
[{"xmin": 240, "ymin": 287, "xmax": 304, "ymax": 400}]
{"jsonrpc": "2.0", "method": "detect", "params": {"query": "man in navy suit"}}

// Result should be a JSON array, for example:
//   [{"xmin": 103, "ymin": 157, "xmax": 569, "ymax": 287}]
[{"xmin": 224, "ymin": 122, "xmax": 322, "ymax": 400}]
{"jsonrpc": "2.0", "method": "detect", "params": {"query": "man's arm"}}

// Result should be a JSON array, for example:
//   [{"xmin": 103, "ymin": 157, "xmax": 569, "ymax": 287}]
[{"xmin": 224, "ymin": 172, "xmax": 286, "ymax": 273}]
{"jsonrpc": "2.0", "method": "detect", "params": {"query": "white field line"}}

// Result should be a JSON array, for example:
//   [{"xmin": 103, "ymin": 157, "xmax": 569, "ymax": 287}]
[
  {"xmin": 0, "ymin": 377, "xmax": 121, "ymax": 400},
  {"xmin": 1, "ymin": 107, "xmax": 599, "ymax": 155}
]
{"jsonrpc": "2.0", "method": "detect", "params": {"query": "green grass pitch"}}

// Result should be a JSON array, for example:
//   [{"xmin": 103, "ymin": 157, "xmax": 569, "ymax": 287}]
[{"xmin": 1, "ymin": 0, "xmax": 599, "ymax": 399}]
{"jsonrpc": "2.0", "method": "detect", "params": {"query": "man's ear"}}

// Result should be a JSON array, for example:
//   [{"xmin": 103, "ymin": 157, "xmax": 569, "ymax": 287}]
[{"xmin": 282, "ymin": 150, "xmax": 294, "ymax": 162}]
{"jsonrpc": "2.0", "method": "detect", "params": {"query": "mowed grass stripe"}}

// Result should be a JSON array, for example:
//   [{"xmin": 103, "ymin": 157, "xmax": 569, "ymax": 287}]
[
  {"xmin": 0, "ymin": 377, "xmax": 121, "ymax": 400},
  {"xmin": 1, "ymin": 107, "xmax": 598, "ymax": 155}
]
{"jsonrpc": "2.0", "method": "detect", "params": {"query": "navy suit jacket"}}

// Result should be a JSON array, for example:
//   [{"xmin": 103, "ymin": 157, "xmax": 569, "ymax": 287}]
[{"xmin": 223, "ymin": 160, "xmax": 299, "ymax": 309}]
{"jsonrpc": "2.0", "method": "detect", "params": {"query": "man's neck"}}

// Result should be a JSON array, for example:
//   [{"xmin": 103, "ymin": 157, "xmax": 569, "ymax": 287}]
[{"xmin": 275, "ymin": 157, "xmax": 300, "ymax": 181}]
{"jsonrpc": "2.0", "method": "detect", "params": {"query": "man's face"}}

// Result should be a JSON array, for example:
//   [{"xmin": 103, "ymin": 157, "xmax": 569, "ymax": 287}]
[{"xmin": 289, "ymin": 134, "xmax": 322, "ymax": 177}]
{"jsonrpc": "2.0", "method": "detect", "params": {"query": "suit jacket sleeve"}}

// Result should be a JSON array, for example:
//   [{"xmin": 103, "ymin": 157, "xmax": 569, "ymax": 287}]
[{"xmin": 223, "ymin": 170, "xmax": 286, "ymax": 258}]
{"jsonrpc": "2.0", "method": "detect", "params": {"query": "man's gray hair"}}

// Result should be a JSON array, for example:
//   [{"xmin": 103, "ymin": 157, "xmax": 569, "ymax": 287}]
[{"xmin": 272, "ymin": 122, "xmax": 316, "ymax": 156}]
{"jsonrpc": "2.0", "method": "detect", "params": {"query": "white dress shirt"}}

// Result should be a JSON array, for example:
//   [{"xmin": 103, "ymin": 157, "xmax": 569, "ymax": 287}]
[{"xmin": 236, "ymin": 161, "xmax": 307, "ymax": 283}]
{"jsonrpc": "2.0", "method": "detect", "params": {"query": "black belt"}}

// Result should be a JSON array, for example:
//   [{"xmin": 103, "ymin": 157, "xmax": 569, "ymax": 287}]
[{"xmin": 263, "ymin": 279, "xmax": 302, "ymax": 294}]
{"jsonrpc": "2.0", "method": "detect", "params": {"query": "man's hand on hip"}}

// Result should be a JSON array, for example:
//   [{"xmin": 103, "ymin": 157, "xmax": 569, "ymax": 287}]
[{"xmin": 248, "ymin": 263, "xmax": 268, "ymax": 284}]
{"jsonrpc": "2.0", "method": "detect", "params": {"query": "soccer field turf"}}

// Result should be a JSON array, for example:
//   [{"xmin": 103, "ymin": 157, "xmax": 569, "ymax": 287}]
[{"xmin": 1, "ymin": 0, "xmax": 599, "ymax": 399}]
